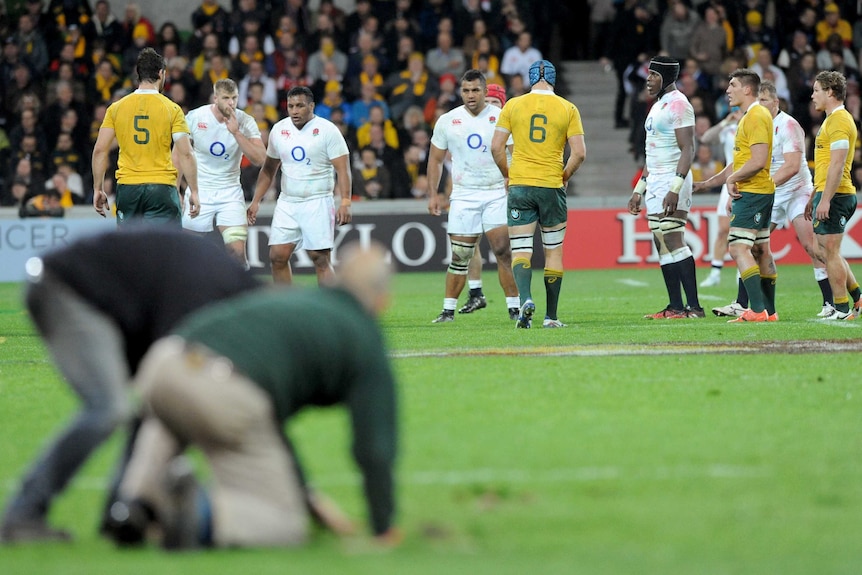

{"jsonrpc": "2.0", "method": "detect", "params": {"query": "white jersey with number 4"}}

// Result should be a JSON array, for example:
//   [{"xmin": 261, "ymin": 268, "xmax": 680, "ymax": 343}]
[
  {"xmin": 644, "ymin": 90, "xmax": 695, "ymax": 176},
  {"xmin": 268, "ymin": 115, "xmax": 349, "ymax": 202},
  {"xmin": 186, "ymin": 105, "xmax": 261, "ymax": 202},
  {"xmin": 430, "ymin": 103, "xmax": 505, "ymax": 200}
]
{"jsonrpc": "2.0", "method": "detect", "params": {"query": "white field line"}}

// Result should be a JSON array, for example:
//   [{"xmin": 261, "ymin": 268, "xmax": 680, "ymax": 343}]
[
  {"xmin": 391, "ymin": 339, "xmax": 861, "ymax": 359},
  {"xmin": 1, "ymin": 464, "xmax": 772, "ymax": 494},
  {"xmin": 616, "ymin": 279, "xmax": 649, "ymax": 287}
]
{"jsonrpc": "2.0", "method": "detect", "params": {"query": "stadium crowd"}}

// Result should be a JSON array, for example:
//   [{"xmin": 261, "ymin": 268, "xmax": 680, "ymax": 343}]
[{"xmin": 1, "ymin": 0, "xmax": 861, "ymax": 213}]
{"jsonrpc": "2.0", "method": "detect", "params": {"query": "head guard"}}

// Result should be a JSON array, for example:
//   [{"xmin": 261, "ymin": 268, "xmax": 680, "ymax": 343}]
[
  {"xmin": 486, "ymin": 84, "xmax": 507, "ymax": 106},
  {"xmin": 528, "ymin": 60, "xmax": 556, "ymax": 87},
  {"xmin": 648, "ymin": 56, "xmax": 680, "ymax": 96}
]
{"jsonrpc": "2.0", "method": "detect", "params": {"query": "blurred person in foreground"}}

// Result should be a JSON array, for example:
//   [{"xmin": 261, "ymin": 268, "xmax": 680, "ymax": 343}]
[{"xmin": 109, "ymin": 241, "xmax": 400, "ymax": 550}]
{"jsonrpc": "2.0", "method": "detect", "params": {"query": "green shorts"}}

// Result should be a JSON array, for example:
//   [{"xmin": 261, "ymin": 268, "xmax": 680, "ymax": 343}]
[
  {"xmin": 730, "ymin": 191, "xmax": 773, "ymax": 231},
  {"xmin": 507, "ymin": 185, "xmax": 567, "ymax": 227},
  {"xmin": 116, "ymin": 183, "xmax": 182, "ymax": 226},
  {"xmin": 812, "ymin": 192, "xmax": 857, "ymax": 235}
]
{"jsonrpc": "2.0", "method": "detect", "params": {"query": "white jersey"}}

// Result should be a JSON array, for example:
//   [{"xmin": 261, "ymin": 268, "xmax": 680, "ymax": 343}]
[
  {"xmin": 186, "ymin": 105, "xmax": 261, "ymax": 201},
  {"xmin": 268, "ymin": 115, "xmax": 349, "ymax": 201},
  {"xmin": 430, "ymin": 103, "xmax": 505, "ymax": 200},
  {"xmin": 644, "ymin": 90, "xmax": 695, "ymax": 176},
  {"xmin": 771, "ymin": 111, "xmax": 813, "ymax": 195},
  {"xmin": 720, "ymin": 121, "xmax": 737, "ymax": 164}
]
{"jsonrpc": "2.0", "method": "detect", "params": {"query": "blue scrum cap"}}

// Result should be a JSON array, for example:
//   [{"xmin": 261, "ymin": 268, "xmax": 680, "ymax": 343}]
[{"xmin": 528, "ymin": 59, "xmax": 556, "ymax": 86}]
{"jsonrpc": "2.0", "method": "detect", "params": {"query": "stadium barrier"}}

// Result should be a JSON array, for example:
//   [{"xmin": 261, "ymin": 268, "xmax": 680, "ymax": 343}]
[{"xmin": 2, "ymin": 198, "xmax": 860, "ymax": 281}]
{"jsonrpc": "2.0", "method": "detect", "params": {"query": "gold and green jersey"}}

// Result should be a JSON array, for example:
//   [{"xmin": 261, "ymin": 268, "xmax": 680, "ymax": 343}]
[
  {"xmin": 733, "ymin": 102, "xmax": 774, "ymax": 194},
  {"xmin": 102, "ymin": 90, "xmax": 189, "ymax": 186},
  {"xmin": 814, "ymin": 105, "xmax": 857, "ymax": 194},
  {"xmin": 496, "ymin": 90, "xmax": 583, "ymax": 188}
]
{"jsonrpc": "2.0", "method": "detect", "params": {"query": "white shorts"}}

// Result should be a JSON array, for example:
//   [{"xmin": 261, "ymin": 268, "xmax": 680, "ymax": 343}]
[
  {"xmin": 771, "ymin": 183, "xmax": 812, "ymax": 227},
  {"xmin": 183, "ymin": 194, "xmax": 247, "ymax": 233},
  {"xmin": 269, "ymin": 195, "xmax": 335, "ymax": 250},
  {"xmin": 644, "ymin": 172, "xmax": 693, "ymax": 215},
  {"xmin": 447, "ymin": 193, "xmax": 507, "ymax": 235},
  {"xmin": 716, "ymin": 184, "xmax": 730, "ymax": 217}
]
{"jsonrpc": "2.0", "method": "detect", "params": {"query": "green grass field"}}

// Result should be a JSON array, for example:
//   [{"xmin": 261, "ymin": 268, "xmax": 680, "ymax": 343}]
[{"xmin": 1, "ymin": 265, "xmax": 861, "ymax": 574}]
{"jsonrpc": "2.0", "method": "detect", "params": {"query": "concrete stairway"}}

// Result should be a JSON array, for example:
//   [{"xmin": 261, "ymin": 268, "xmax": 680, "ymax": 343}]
[{"xmin": 558, "ymin": 61, "xmax": 637, "ymax": 204}]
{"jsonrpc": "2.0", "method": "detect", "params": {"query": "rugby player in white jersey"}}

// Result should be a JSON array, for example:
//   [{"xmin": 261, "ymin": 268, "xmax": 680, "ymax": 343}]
[
  {"xmin": 699, "ymin": 106, "xmax": 741, "ymax": 289},
  {"xmin": 247, "ymin": 86, "xmax": 352, "ymax": 285},
  {"xmin": 177, "ymin": 79, "xmax": 266, "ymax": 267},
  {"xmin": 628, "ymin": 56, "xmax": 703, "ymax": 319},
  {"xmin": 428, "ymin": 70, "xmax": 520, "ymax": 323}
]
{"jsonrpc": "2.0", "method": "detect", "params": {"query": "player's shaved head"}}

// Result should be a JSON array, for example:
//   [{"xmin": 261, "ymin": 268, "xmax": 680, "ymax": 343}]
[{"xmin": 334, "ymin": 241, "xmax": 393, "ymax": 316}]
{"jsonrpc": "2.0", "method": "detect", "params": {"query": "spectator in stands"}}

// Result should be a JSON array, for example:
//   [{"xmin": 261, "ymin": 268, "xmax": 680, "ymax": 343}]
[
  {"xmin": 44, "ymin": 80, "xmax": 87, "ymax": 151},
  {"xmin": 660, "ymin": 0, "xmax": 700, "ymax": 63},
  {"xmin": 19, "ymin": 187, "xmax": 64, "ymax": 218},
  {"xmin": 157, "ymin": 22, "xmax": 185, "ymax": 55},
  {"xmin": 14, "ymin": 13, "xmax": 49, "ymax": 76},
  {"xmin": 357, "ymin": 104, "xmax": 400, "ymax": 150},
  {"xmin": 228, "ymin": 15, "xmax": 275, "ymax": 62},
  {"xmin": 383, "ymin": 11, "xmax": 421, "ymax": 67},
  {"xmin": 347, "ymin": 52, "xmax": 384, "ymax": 101},
  {"xmin": 276, "ymin": 57, "xmax": 310, "ymax": 114},
  {"xmin": 387, "ymin": 51, "xmax": 435, "ymax": 121},
  {"xmin": 86, "ymin": 0, "xmax": 125, "ymax": 56},
  {"xmin": 310, "ymin": 59, "xmax": 345, "ymax": 103},
  {"xmin": 391, "ymin": 34, "xmax": 418, "ymax": 73},
  {"xmin": 280, "ymin": 0, "xmax": 313, "ymax": 41},
  {"xmin": 307, "ymin": 34, "xmax": 348, "ymax": 86},
  {"xmin": 229, "ymin": 0, "xmax": 269, "ymax": 41},
  {"xmin": 346, "ymin": 31, "xmax": 387, "ymax": 90},
  {"xmin": 122, "ymin": 3, "xmax": 156, "ymax": 48},
  {"xmin": 462, "ymin": 18, "xmax": 500, "ymax": 64},
  {"xmin": 690, "ymin": 5, "xmax": 726, "ymax": 79},
  {"xmin": 777, "ymin": 29, "xmax": 813, "ymax": 71},
  {"xmin": 45, "ymin": 162, "xmax": 85, "ymax": 206},
  {"xmin": 123, "ymin": 22, "xmax": 154, "ymax": 78},
  {"xmin": 423, "ymin": 72, "xmax": 459, "ymax": 125},
  {"xmin": 315, "ymin": 79, "xmax": 352, "ymax": 124},
  {"xmin": 788, "ymin": 51, "xmax": 818, "ymax": 131},
  {"xmin": 399, "ymin": 104, "xmax": 429, "ymax": 150},
  {"xmin": 352, "ymin": 146, "xmax": 392, "ymax": 200},
  {"xmin": 191, "ymin": 0, "xmax": 230, "ymax": 47},
  {"xmin": 418, "ymin": 0, "xmax": 453, "ymax": 50},
  {"xmin": 197, "ymin": 53, "xmax": 230, "ymax": 103},
  {"xmin": 191, "ymin": 32, "xmax": 221, "ymax": 82},
  {"xmin": 88, "ymin": 59, "xmax": 122, "ymax": 105},
  {"xmin": 232, "ymin": 34, "xmax": 274, "ymax": 79},
  {"xmin": 752, "ymin": 47, "xmax": 790, "ymax": 100},
  {"xmin": 7, "ymin": 156, "xmax": 45, "ymax": 206},
  {"xmin": 737, "ymin": 10, "xmax": 779, "ymax": 63},
  {"xmin": 45, "ymin": 0, "xmax": 92, "ymax": 56},
  {"xmin": 271, "ymin": 29, "xmax": 306, "ymax": 80},
  {"xmin": 824, "ymin": 49, "xmax": 861, "ymax": 86},
  {"xmin": 164, "ymin": 56, "xmax": 199, "ymax": 107},
  {"xmin": 9, "ymin": 108, "xmax": 48, "ymax": 160},
  {"xmin": 816, "ymin": 33, "xmax": 858, "ymax": 72},
  {"xmin": 500, "ymin": 31, "xmax": 541, "ymax": 87},
  {"xmin": 816, "ymin": 3, "xmax": 852, "ymax": 49},
  {"xmin": 690, "ymin": 143, "xmax": 724, "ymax": 194},
  {"xmin": 351, "ymin": 81, "xmax": 390, "ymax": 129},
  {"xmin": 238, "ymin": 59, "xmax": 278, "ymax": 108},
  {"xmin": 425, "ymin": 30, "xmax": 465, "ymax": 79}
]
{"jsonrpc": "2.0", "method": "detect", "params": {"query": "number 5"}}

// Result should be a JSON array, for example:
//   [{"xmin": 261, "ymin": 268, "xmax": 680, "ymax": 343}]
[{"xmin": 134, "ymin": 115, "xmax": 150, "ymax": 144}]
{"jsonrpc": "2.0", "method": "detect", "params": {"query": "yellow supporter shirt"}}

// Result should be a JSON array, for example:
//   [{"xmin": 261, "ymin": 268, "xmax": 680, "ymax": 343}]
[
  {"xmin": 102, "ymin": 89, "xmax": 189, "ymax": 186},
  {"xmin": 814, "ymin": 105, "xmax": 857, "ymax": 195},
  {"xmin": 496, "ymin": 89, "xmax": 583, "ymax": 188},
  {"xmin": 733, "ymin": 102, "xmax": 774, "ymax": 194}
]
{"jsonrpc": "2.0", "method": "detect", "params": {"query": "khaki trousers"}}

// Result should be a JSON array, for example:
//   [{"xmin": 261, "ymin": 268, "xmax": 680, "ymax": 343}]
[{"xmin": 120, "ymin": 337, "xmax": 308, "ymax": 547}]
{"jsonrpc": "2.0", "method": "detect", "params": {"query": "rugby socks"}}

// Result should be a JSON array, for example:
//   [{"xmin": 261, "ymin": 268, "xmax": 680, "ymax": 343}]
[
  {"xmin": 741, "ymin": 266, "xmax": 766, "ymax": 312},
  {"xmin": 814, "ymin": 267, "xmax": 832, "ymax": 305},
  {"xmin": 676, "ymin": 256, "xmax": 701, "ymax": 310},
  {"xmin": 848, "ymin": 282, "xmax": 861, "ymax": 305},
  {"xmin": 760, "ymin": 274, "xmax": 777, "ymax": 315},
  {"xmin": 834, "ymin": 295, "xmax": 851, "ymax": 313},
  {"xmin": 710, "ymin": 260, "xmax": 723, "ymax": 273},
  {"xmin": 660, "ymin": 259, "xmax": 685, "ymax": 310},
  {"xmin": 544, "ymin": 269, "xmax": 564, "ymax": 320},
  {"xmin": 468, "ymin": 280, "xmax": 484, "ymax": 298},
  {"xmin": 512, "ymin": 257, "xmax": 533, "ymax": 304},
  {"xmin": 736, "ymin": 276, "xmax": 749, "ymax": 308}
]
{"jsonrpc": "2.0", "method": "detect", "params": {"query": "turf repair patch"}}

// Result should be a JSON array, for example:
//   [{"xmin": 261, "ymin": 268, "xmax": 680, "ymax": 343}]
[{"xmin": 392, "ymin": 339, "xmax": 861, "ymax": 358}]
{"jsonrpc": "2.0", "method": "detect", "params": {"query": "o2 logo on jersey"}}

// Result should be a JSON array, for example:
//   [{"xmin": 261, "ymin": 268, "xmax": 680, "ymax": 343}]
[
  {"xmin": 467, "ymin": 133, "xmax": 487, "ymax": 152},
  {"xmin": 291, "ymin": 146, "xmax": 311, "ymax": 165},
  {"xmin": 209, "ymin": 141, "xmax": 230, "ymax": 161},
  {"xmin": 645, "ymin": 117, "xmax": 653, "ymax": 133}
]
